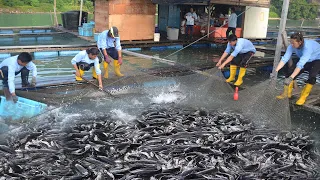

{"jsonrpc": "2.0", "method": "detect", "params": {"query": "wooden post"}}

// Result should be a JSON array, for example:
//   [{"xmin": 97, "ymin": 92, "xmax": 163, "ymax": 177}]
[
  {"xmin": 272, "ymin": 0, "xmax": 290, "ymax": 76},
  {"xmin": 79, "ymin": 0, "xmax": 84, "ymax": 27},
  {"xmin": 207, "ymin": 3, "xmax": 211, "ymax": 39},
  {"xmin": 53, "ymin": 0, "xmax": 58, "ymax": 27}
]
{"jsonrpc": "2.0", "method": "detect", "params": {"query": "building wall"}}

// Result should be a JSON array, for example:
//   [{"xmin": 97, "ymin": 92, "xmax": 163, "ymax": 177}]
[
  {"xmin": 243, "ymin": 6, "xmax": 269, "ymax": 38},
  {"xmin": 95, "ymin": 0, "xmax": 156, "ymax": 41}
]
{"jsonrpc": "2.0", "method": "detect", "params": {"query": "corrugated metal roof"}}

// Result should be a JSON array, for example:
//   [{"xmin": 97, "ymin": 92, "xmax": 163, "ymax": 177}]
[{"xmin": 151, "ymin": 0, "xmax": 209, "ymax": 4}]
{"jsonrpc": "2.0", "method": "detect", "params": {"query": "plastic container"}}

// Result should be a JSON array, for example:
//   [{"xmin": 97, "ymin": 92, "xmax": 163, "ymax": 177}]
[
  {"xmin": 78, "ymin": 27, "xmax": 84, "ymax": 36},
  {"xmin": 94, "ymin": 33, "xmax": 100, "ymax": 42},
  {"xmin": 19, "ymin": 37, "xmax": 36, "ymax": 41},
  {"xmin": 83, "ymin": 28, "xmax": 93, "ymax": 37},
  {"xmin": 167, "ymin": 28, "xmax": 179, "ymax": 40},
  {"xmin": 0, "ymin": 96, "xmax": 47, "ymax": 120},
  {"xmin": 154, "ymin": 33, "xmax": 160, "ymax": 42}
]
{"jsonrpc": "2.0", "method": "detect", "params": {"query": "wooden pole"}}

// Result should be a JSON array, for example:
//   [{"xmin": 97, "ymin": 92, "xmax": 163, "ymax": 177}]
[
  {"xmin": 207, "ymin": 3, "xmax": 211, "ymax": 39},
  {"xmin": 272, "ymin": 0, "xmax": 290, "ymax": 77},
  {"xmin": 79, "ymin": 0, "xmax": 84, "ymax": 27},
  {"xmin": 53, "ymin": 0, "xmax": 58, "ymax": 27}
]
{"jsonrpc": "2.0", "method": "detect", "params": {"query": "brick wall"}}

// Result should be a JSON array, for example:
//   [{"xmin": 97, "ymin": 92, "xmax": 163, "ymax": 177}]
[{"xmin": 95, "ymin": 0, "xmax": 156, "ymax": 41}]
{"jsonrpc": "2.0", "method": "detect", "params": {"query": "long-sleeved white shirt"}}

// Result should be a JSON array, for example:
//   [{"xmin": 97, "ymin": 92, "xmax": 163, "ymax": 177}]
[
  {"xmin": 185, "ymin": 12, "xmax": 197, "ymax": 25},
  {"xmin": 0, "ymin": 55, "xmax": 37, "ymax": 93},
  {"xmin": 71, "ymin": 50, "xmax": 101, "ymax": 75},
  {"xmin": 97, "ymin": 30, "xmax": 122, "ymax": 51}
]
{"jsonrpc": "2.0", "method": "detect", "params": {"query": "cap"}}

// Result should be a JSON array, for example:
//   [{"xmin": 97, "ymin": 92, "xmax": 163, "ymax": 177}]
[{"xmin": 110, "ymin": 26, "xmax": 119, "ymax": 37}]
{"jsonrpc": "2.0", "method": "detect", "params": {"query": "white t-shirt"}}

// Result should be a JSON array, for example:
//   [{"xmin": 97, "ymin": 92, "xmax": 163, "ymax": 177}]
[
  {"xmin": 185, "ymin": 12, "xmax": 197, "ymax": 25},
  {"xmin": 228, "ymin": 13, "xmax": 237, "ymax": 28}
]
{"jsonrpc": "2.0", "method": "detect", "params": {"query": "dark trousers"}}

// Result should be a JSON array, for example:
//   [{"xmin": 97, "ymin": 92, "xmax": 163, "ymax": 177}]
[
  {"xmin": 0, "ymin": 66, "xmax": 30, "ymax": 87},
  {"xmin": 231, "ymin": 51, "xmax": 255, "ymax": 68},
  {"xmin": 185, "ymin": 25, "xmax": 194, "ymax": 37},
  {"xmin": 77, "ymin": 62, "xmax": 94, "ymax": 71},
  {"xmin": 226, "ymin": 27, "xmax": 236, "ymax": 38},
  {"xmin": 100, "ymin": 47, "xmax": 118, "ymax": 61},
  {"xmin": 284, "ymin": 60, "xmax": 320, "ymax": 85}
]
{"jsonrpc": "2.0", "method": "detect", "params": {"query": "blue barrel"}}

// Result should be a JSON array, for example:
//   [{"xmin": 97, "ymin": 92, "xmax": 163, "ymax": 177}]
[
  {"xmin": 0, "ymin": 37, "xmax": 14, "ymax": 42},
  {"xmin": 150, "ymin": 46, "xmax": 167, "ymax": 51},
  {"xmin": 191, "ymin": 43, "xmax": 209, "ymax": 48},
  {"xmin": 125, "ymin": 48, "xmax": 142, "ymax": 51},
  {"xmin": 59, "ymin": 50, "xmax": 80, "ymax": 56},
  {"xmin": 46, "ymin": 29, "xmax": 52, "ymax": 33},
  {"xmin": 34, "ymin": 51, "xmax": 58, "ymax": 58}
]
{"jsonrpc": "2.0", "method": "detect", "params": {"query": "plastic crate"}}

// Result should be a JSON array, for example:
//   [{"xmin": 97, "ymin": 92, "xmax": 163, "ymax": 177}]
[{"xmin": 0, "ymin": 96, "xmax": 47, "ymax": 120}]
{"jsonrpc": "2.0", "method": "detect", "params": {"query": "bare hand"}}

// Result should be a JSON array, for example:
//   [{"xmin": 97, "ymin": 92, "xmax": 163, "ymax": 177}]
[
  {"xmin": 216, "ymin": 61, "xmax": 221, "ymax": 67},
  {"xmin": 99, "ymin": 85, "xmax": 103, "ymax": 91},
  {"xmin": 218, "ymin": 64, "xmax": 225, "ymax": 70}
]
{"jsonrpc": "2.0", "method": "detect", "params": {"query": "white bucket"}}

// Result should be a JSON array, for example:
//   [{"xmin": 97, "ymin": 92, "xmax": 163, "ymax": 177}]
[
  {"xmin": 167, "ymin": 28, "xmax": 179, "ymax": 40},
  {"xmin": 154, "ymin": 33, "xmax": 160, "ymax": 42}
]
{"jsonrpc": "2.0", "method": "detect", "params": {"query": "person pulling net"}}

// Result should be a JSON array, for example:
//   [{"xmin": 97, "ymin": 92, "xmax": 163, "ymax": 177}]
[{"xmin": 273, "ymin": 32, "xmax": 320, "ymax": 106}]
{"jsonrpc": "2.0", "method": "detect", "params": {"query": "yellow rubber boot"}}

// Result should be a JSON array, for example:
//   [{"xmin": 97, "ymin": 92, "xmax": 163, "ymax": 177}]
[
  {"xmin": 287, "ymin": 80, "xmax": 294, "ymax": 98},
  {"xmin": 277, "ymin": 80, "xmax": 294, "ymax": 99},
  {"xmin": 296, "ymin": 83, "xmax": 313, "ymax": 105},
  {"xmin": 103, "ymin": 61, "xmax": 109, "ymax": 79},
  {"xmin": 92, "ymin": 68, "xmax": 98, "ymax": 79},
  {"xmin": 226, "ymin": 65, "xmax": 237, "ymax": 82},
  {"xmin": 75, "ymin": 68, "xmax": 84, "ymax": 81},
  {"xmin": 114, "ymin": 60, "xmax": 124, "ymax": 77},
  {"xmin": 234, "ymin": 67, "xmax": 246, "ymax": 86}
]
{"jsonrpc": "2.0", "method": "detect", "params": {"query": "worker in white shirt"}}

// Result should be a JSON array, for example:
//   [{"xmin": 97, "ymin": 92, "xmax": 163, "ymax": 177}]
[
  {"xmin": 71, "ymin": 48, "xmax": 103, "ymax": 90},
  {"xmin": 184, "ymin": 8, "xmax": 198, "ymax": 39},
  {"xmin": 0, "ymin": 52, "xmax": 37, "ymax": 103},
  {"xmin": 226, "ymin": 7, "xmax": 237, "ymax": 38}
]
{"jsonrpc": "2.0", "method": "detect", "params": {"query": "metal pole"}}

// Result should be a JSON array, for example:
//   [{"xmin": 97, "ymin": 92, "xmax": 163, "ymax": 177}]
[
  {"xmin": 207, "ymin": 3, "xmax": 211, "ymax": 39},
  {"xmin": 79, "ymin": 0, "xmax": 84, "ymax": 27},
  {"xmin": 272, "ymin": 0, "xmax": 290, "ymax": 76}
]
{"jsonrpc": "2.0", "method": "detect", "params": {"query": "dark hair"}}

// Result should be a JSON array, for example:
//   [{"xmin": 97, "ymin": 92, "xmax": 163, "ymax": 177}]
[
  {"xmin": 231, "ymin": 7, "xmax": 235, "ymax": 12},
  {"xmin": 18, "ymin": 52, "xmax": 32, "ymax": 63},
  {"xmin": 290, "ymin": 32, "xmax": 304, "ymax": 46},
  {"xmin": 228, "ymin": 34, "xmax": 237, "ymax": 42},
  {"xmin": 86, "ymin": 48, "xmax": 99, "ymax": 55}
]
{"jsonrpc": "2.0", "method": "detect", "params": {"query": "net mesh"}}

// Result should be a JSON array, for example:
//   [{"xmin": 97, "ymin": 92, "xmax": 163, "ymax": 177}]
[{"xmin": 3, "ymin": 51, "xmax": 291, "ymax": 130}]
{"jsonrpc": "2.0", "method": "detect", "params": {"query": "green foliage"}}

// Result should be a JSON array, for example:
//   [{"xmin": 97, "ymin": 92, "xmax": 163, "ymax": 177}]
[
  {"xmin": 270, "ymin": 0, "xmax": 319, "ymax": 20},
  {"xmin": 0, "ymin": 0, "xmax": 93, "ymax": 12},
  {"xmin": 269, "ymin": 11, "xmax": 279, "ymax": 18}
]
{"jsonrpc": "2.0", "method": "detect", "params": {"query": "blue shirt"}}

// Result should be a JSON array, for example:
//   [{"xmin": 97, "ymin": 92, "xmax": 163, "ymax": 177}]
[
  {"xmin": 225, "ymin": 38, "xmax": 256, "ymax": 57},
  {"xmin": 97, "ymin": 30, "xmax": 122, "ymax": 51},
  {"xmin": 0, "ymin": 55, "xmax": 37, "ymax": 93},
  {"xmin": 71, "ymin": 50, "xmax": 101, "ymax": 75},
  {"xmin": 281, "ymin": 39, "xmax": 320, "ymax": 69}
]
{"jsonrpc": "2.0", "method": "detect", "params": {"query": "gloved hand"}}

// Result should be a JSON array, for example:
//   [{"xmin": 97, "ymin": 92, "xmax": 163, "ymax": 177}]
[
  {"xmin": 31, "ymin": 77, "xmax": 36, "ymax": 87},
  {"xmin": 118, "ymin": 57, "xmax": 123, "ymax": 65},
  {"xmin": 104, "ymin": 55, "xmax": 111, "ymax": 64},
  {"xmin": 270, "ymin": 73, "xmax": 277, "ymax": 80},
  {"xmin": 284, "ymin": 77, "xmax": 293, "ymax": 86},
  {"xmin": 12, "ymin": 94, "xmax": 18, "ymax": 103}
]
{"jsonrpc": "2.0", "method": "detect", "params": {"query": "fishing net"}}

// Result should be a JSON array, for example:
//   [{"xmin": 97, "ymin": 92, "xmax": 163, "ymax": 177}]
[{"xmin": 1, "ymin": 50, "xmax": 291, "ymax": 130}]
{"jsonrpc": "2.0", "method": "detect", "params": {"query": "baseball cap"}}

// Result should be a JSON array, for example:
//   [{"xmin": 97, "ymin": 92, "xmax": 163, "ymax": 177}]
[{"xmin": 110, "ymin": 26, "xmax": 119, "ymax": 37}]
